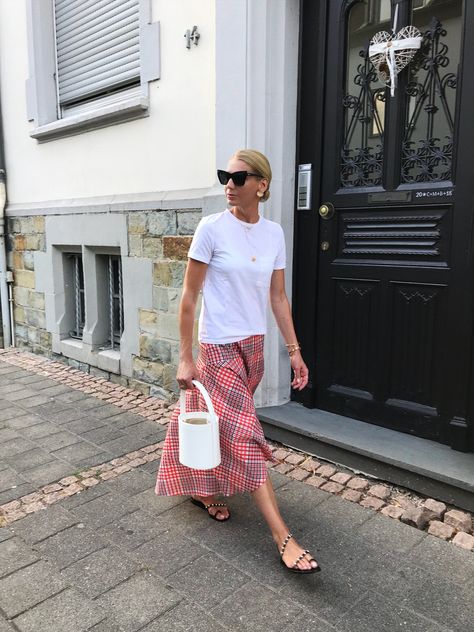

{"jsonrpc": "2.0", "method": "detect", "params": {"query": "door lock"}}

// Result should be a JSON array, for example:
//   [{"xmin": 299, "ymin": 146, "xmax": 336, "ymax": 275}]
[
  {"xmin": 320, "ymin": 241, "xmax": 330, "ymax": 251},
  {"xmin": 319, "ymin": 203, "xmax": 335, "ymax": 219}
]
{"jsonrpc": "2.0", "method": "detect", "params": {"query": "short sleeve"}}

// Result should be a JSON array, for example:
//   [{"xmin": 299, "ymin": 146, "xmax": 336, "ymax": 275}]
[
  {"xmin": 188, "ymin": 218, "xmax": 214, "ymax": 264},
  {"xmin": 274, "ymin": 226, "xmax": 286, "ymax": 270}
]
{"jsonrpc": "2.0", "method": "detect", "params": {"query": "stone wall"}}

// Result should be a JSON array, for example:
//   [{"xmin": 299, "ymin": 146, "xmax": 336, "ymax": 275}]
[
  {"xmin": 128, "ymin": 208, "xmax": 201, "ymax": 398},
  {"xmin": 7, "ymin": 215, "xmax": 50, "ymax": 354}
]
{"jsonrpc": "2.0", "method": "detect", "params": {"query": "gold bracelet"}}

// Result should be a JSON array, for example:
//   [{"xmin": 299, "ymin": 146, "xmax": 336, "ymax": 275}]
[
  {"xmin": 285, "ymin": 342, "xmax": 300, "ymax": 350},
  {"xmin": 288, "ymin": 345, "xmax": 301, "ymax": 357}
]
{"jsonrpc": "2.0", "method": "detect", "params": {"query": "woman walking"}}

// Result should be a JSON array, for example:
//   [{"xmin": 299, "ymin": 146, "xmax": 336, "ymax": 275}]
[{"xmin": 156, "ymin": 149, "xmax": 320, "ymax": 573}]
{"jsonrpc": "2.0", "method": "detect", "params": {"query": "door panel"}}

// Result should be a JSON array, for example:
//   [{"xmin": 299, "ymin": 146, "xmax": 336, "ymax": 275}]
[{"xmin": 294, "ymin": 0, "xmax": 473, "ymax": 450}]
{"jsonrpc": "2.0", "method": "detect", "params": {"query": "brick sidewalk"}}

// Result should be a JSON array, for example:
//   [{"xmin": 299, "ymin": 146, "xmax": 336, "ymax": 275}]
[{"xmin": 0, "ymin": 351, "xmax": 473, "ymax": 631}]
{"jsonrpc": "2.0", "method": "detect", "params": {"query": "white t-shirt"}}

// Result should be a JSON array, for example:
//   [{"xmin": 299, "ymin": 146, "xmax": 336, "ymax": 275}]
[{"xmin": 188, "ymin": 209, "xmax": 286, "ymax": 344}]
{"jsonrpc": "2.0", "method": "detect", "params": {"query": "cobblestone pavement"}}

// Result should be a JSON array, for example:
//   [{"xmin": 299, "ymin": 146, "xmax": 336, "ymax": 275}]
[{"xmin": 0, "ymin": 354, "xmax": 473, "ymax": 631}]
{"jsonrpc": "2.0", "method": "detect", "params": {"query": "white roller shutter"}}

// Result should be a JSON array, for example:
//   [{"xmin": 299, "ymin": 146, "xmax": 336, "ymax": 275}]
[{"xmin": 54, "ymin": 0, "xmax": 141, "ymax": 107}]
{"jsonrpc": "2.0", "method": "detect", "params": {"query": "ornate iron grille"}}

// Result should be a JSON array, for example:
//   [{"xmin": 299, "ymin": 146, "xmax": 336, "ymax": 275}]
[
  {"xmin": 68, "ymin": 254, "xmax": 85, "ymax": 339},
  {"xmin": 108, "ymin": 255, "xmax": 124, "ymax": 349},
  {"xmin": 401, "ymin": 17, "xmax": 457, "ymax": 183},
  {"xmin": 341, "ymin": 50, "xmax": 386, "ymax": 188}
]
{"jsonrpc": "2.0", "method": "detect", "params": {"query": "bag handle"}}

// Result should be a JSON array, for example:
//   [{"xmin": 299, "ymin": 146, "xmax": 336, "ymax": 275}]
[{"xmin": 179, "ymin": 380, "xmax": 216, "ymax": 418}]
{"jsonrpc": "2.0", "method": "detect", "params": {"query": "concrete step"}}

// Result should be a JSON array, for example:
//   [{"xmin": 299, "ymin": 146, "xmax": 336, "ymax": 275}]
[{"xmin": 257, "ymin": 401, "xmax": 474, "ymax": 512}]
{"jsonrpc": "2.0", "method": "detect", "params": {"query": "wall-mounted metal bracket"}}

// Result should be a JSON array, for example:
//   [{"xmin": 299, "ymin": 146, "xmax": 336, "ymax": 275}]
[{"xmin": 184, "ymin": 26, "xmax": 200, "ymax": 49}]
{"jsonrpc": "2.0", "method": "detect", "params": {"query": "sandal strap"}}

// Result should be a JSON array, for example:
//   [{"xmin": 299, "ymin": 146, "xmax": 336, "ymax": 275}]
[
  {"xmin": 279, "ymin": 532, "xmax": 293, "ymax": 557},
  {"xmin": 292, "ymin": 549, "xmax": 310, "ymax": 568},
  {"xmin": 204, "ymin": 502, "xmax": 227, "ymax": 509}
]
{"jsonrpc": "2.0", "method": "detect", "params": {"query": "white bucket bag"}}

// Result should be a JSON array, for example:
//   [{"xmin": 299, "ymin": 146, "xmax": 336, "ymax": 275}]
[{"xmin": 178, "ymin": 380, "xmax": 221, "ymax": 470}]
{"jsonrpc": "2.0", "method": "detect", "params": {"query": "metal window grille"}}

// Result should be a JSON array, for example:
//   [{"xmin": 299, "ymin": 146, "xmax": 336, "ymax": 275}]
[
  {"xmin": 68, "ymin": 254, "xmax": 85, "ymax": 338},
  {"xmin": 108, "ymin": 255, "xmax": 124, "ymax": 349},
  {"xmin": 53, "ymin": 0, "xmax": 141, "ymax": 110}
]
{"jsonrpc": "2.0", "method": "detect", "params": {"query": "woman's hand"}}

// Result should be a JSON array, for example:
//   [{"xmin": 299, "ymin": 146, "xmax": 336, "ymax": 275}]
[
  {"xmin": 176, "ymin": 359, "xmax": 200, "ymax": 390},
  {"xmin": 290, "ymin": 351, "xmax": 309, "ymax": 391}
]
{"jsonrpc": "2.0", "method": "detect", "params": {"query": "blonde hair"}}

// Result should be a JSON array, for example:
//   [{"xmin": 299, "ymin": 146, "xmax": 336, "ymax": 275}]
[{"xmin": 232, "ymin": 149, "xmax": 272, "ymax": 202}]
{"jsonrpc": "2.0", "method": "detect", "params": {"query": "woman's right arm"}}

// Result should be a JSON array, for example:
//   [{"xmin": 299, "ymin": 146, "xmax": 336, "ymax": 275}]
[{"xmin": 177, "ymin": 258, "xmax": 208, "ymax": 389}]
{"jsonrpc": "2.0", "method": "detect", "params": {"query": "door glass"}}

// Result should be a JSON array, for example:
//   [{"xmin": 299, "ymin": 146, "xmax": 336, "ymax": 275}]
[
  {"xmin": 401, "ymin": 0, "xmax": 462, "ymax": 183},
  {"xmin": 341, "ymin": 0, "xmax": 391, "ymax": 188}
]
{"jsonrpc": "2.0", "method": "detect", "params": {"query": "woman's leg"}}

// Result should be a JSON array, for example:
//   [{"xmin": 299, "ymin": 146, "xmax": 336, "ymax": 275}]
[{"xmin": 251, "ymin": 477, "xmax": 318, "ymax": 571}]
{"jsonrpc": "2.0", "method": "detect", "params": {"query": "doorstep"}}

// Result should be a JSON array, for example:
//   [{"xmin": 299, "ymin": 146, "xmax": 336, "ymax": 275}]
[{"xmin": 257, "ymin": 401, "xmax": 474, "ymax": 512}]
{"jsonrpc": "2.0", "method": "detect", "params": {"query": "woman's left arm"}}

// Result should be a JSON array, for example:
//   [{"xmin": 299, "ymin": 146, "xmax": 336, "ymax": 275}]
[{"xmin": 269, "ymin": 269, "xmax": 309, "ymax": 391}]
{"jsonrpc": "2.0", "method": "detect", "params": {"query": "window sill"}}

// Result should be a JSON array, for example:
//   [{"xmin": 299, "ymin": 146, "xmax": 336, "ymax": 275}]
[
  {"xmin": 30, "ymin": 96, "xmax": 149, "ymax": 143},
  {"xmin": 59, "ymin": 338, "xmax": 121, "ymax": 374}
]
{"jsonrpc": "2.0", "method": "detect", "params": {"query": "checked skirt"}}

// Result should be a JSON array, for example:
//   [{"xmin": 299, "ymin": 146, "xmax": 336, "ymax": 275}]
[{"xmin": 155, "ymin": 335, "xmax": 274, "ymax": 497}]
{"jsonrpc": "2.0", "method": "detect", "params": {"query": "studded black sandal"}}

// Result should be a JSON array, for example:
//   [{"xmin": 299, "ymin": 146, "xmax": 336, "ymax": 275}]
[
  {"xmin": 279, "ymin": 533, "xmax": 321, "ymax": 574},
  {"xmin": 190, "ymin": 497, "xmax": 231, "ymax": 522}
]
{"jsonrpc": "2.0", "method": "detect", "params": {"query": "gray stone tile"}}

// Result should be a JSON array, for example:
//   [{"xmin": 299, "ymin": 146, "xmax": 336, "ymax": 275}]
[
  {"xmin": 24, "ymin": 378, "xmax": 59, "ymax": 390},
  {"xmin": 35, "ymin": 430, "xmax": 83, "ymax": 451},
  {"xmin": 73, "ymin": 452, "xmax": 111, "ymax": 470},
  {"xmin": 0, "ymin": 383, "xmax": 25, "ymax": 394},
  {"xmin": 402, "ymin": 574, "xmax": 474, "ymax": 631},
  {"xmin": 166, "ymin": 553, "xmax": 249, "ymax": 609},
  {"xmin": 287, "ymin": 609, "xmax": 337, "ymax": 632},
  {"xmin": 5, "ymin": 448, "xmax": 55, "ymax": 473},
  {"xmin": 65, "ymin": 396, "xmax": 107, "ymax": 410},
  {"xmin": 32, "ymin": 385, "xmax": 71, "ymax": 397},
  {"xmin": 0, "ymin": 370, "xmax": 31, "ymax": 380},
  {"xmin": 0, "ymin": 428, "xmax": 20, "ymax": 443},
  {"xmin": 354, "ymin": 513, "xmax": 426, "ymax": 554},
  {"xmin": 0, "ymin": 537, "xmax": 39, "ymax": 578},
  {"xmin": 87, "ymin": 620, "xmax": 120, "ymax": 632},
  {"xmin": 0, "ymin": 467, "xmax": 27, "ymax": 493},
  {"xmin": 336, "ymin": 592, "xmax": 452, "ymax": 632},
  {"xmin": 16, "ymin": 394, "xmax": 52, "ymax": 408},
  {"xmin": 132, "ymin": 488, "xmax": 188, "ymax": 516},
  {"xmin": 138, "ymin": 459, "xmax": 161, "ymax": 474},
  {"xmin": 5, "ymin": 413, "xmax": 46, "ymax": 430},
  {"xmin": 20, "ymin": 460, "xmax": 74, "ymax": 487},
  {"xmin": 27, "ymin": 400, "xmax": 71, "ymax": 417},
  {"xmin": 79, "ymin": 425, "xmax": 127, "ymax": 445},
  {"xmin": 0, "ymin": 560, "xmax": 67, "ymax": 618},
  {"xmin": 11, "ymin": 375, "xmax": 47, "ymax": 385},
  {"xmin": 43, "ymin": 408, "xmax": 88, "ymax": 425},
  {"xmin": 100, "ymin": 434, "xmax": 156, "ymax": 457},
  {"xmin": 120, "ymin": 420, "xmax": 164, "ymax": 439},
  {"xmin": 267, "ymin": 468, "xmax": 293, "ymax": 490},
  {"xmin": 215, "ymin": 581, "xmax": 302, "ymax": 631},
  {"xmin": 94, "ymin": 571, "xmax": 181, "ymax": 632},
  {"xmin": 12, "ymin": 587, "xmax": 104, "ymax": 632},
  {"xmin": 9, "ymin": 504, "xmax": 79, "ymax": 544},
  {"xmin": 51, "ymin": 441, "xmax": 105, "ymax": 465},
  {"xmin": 140, "ymin": 601, "xmax": 227, "ymax": 632},
  {"xmin": 96, "ymin": 510, "xmax": 166, "ymax": 551},
  {"xmin": 134, "ymin": 533, "xmax": 207, "ymax": 577},
  {"xmin": 102, "ymin": 469, "xmax": 154, "ymax": 497},
  {"xmin": 0, "ymin": 483, "xmax": 36, "ymax": 505},
  {"xmin": 3, "ymin": 388, "xmax": 38, "ymax": 402},
  {"xmin": 60, "ymin": 546, "xmax": 142, "ymax": 599},
  {"xmin": 0, "ymin": 437, "xmax": 36, "ymax": 459},
  {"xmin": 60, "ymin": 416, "xmax": 109, "ymax": 433},
  {"xmin": 59, "ymin": 484, "xmax": 109, "ymax": 510},
  {"xmin": 307, "ymin": 493, "xmax": 374, "ymax": 534},
  {"xmin": 106, "ymin": 411, "xmax": 149, "ymax": 429},
  {"xmin": 17, "ymin": 421, "xmax": 62, "ymax": 439},
  {"xmin": 0, "ymin": 407, "xmax": 24, "ymax": 422},
  {"xmin": 69, "ymin": 492, "xmax": 141, "ymax": 529},
  {"xmin": 408, "ymin": 535, "xmax": 474, "ymax": 586},
  {"xmin": 0, "ymin": 527, "xmax": 14, "ymax": 543},
  {"xmin": 54, "ymin": 390, "xmax": 92, "ymax": 404},
  {"xmin": 0, "ymin": 615, "xmax": 15, "ymax": 631},
  {"xmin": 36, "ymin": 524, "xmax": 107, "ymax": 570},
  {"xmin": 88, "ymin": 404, "xmax": 128, "ymax": 420}
]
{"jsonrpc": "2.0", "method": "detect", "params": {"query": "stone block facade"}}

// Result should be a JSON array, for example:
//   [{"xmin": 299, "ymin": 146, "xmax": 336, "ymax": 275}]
[{"xmin": 5, "ymin": 207, "xmax": 202, "ymax": 399}]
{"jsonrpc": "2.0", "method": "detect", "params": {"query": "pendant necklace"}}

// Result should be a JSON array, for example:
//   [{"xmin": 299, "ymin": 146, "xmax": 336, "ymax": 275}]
[{"xmin": 233, "ymin": 207, "xmax": 258, "ymax": 262}]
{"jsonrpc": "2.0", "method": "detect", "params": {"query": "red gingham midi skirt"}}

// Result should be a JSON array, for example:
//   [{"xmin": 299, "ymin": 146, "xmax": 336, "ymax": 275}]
[{"xmin": 155, "ymin": 335, "xmax": 273, "ymax": 496}]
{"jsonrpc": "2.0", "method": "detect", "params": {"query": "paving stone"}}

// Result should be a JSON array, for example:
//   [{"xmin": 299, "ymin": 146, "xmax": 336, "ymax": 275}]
[
  {"xmin": 97, "ymin": 509, "xmax": 166, "ymax": 551},
  {"xmin": 266, "ymin": 468, "xmax": 292, "ymax": 490},
  {"xmin": 94, "ymin": 571, "xmax": 181, "ymax": 632},
  {"xmin": 35, "ymin": 430, "xmax": 83, "ymax": 451},
  {"xmin": 87, "ymin": 620, "xmax": 121, "ymax": 632},
  {"xmin": 314, "ymin": 494, "xmax": 373, "ymax": 534},
  {"xmin": 452, "ymin": 531, "xmax": 474, "ymax": 551},
  {"xmin": 140, "ymin": 600, "xmax": 227, "ymax": 632},
  {"xmin": 427, "ymin": 520, "xmax": 456, "ymax": 541},
  {"xmin": 16, "ymin": 395, "xmax": 52, "ymax": 409},
  {"xmin": 360, "ymin": 496, "xmax": 385, "ymax": 511},
  {"xmin": 101, "ymin": 411, "xmax": 146, "ymax": 429},
  {"xmin": 18, "ymin": 421, "xmax": 63, "ymax": 439},
  {"xmin": 284, "ymin": 453, "xmax": 305, "ymax": 466},
  {"xmin": 2, "ymin": 388, "xmax": 37, "ymax": 401},
  {"xmin": 380, "ymin": 505, "xmax": 404, "ymax": 520},
  {"xmin": 401, "ymin": 506, "xmax": 434, "ymax": 529},
  {"xmin": 273, "ymin": 462, "xmax": 294, "ymax": 475},
  {"xmin": 88, "ymin": 403, "xmax": 129, "ymax": 420},
  {"xmin": 272, "ymin": 448, "xmax": 289, "ymax": 461},
  {"xmin": 167, "ymin": 552, "xmax": 248, "ymax": 609},
  {"xmin": 0, "ymin": 537, "xmax": 38, "ymax": 578},
  {"xmin": 356, "ymin": 513, "xmax": 426, "ymax": 554},
  {"xmin": 330, "ymin": 472, "xmax": 353, "ymax": 485},
  {"xmin": 214, "ymin": 581, "xmax": 302, "ymax": 631},
  {"xmin": 0, "ymin": 484, "xmax": 36, "ymax": 505},
  {"xmin": 0, "ymin": 467, "xmax": 27, "ymax": 493},
  {"xmin": 299, "ymin": 457, "xmax": 321, "ymax": 472},
  {"xmin": 134, "ymin": 532, "xmax": 207, "ymax": 577},
  {"xmin": 4, "ymin": 414, "xmax": 46, "ymax": 430},
  {"xmin": 102, "ymin": 469, "xmax": 154, "ymax": 497},
  {"xmin": 288, "ymin": 468, "xmax": 310, "ymax": 481},
  {"xmin": 5, "ymin": 448, "xmax": 55, "ymax": 473},
  {"xmin": 53, "ymin": 390, "xmax": 92, "ymax": 404},
  {"xmin": 51, "ymin": 441, "xmax": 106, "ymax": 465},
  {"xmin": 36, "ymin": 524, "xmax": 107, "ymax": 570},
  {"xmin": 444, "ymin": 509, "xmax": 472, "ymax": 533},
  {"xmin": 100, "ymin": 435, "xmax": 157, "ymax": 458},
  {"xmin": 368, "ymin": 484, "xmax": 391, "ymax": 500},
  {"xmin": 28, "ymin": 400, "xmax": 72, "ymax": 417},
  {"xmin": 423, "ymin": 498, "xmax": 447, "ymax": 519},
  {"xmin": 315, "ymin": 464, "xmax": 338, "ymax": 478},
  {"xmin": 43, "ymin": 408, "xmax": 89, "ymax": 425},
  {"xmin": 80, "ymin": 425, "xmax": 127, "ymax": 445},
  {"xmin": 0, "ymin": 560, "xmax": 67, "ymax": 618},
  {"xmin": 59, "ymin": 483, "xmax": 109, "ymax": 509},
  {"xmin": 0, "ymin": 527, "xmax": 13, "ymax": 543},
  {"xmin": 21, "ymin": 461, "xmax": 75, "ymax": 488},
  {"xmin": 341, "ymin": 489, "xmax": 363, "ymax": 503},
  {"xmin": 69, "ymin": 492, "xmax": 141, "ymax": 529},
  {"xmin": 12, "ymin": 587, "xmax": 104, "ymax": 632},
  {"xmin": 305, "ymin": 475, "xmax": 327, "ymax": 488},
  {"xmin": 31, "ymin": 385, "xmax": 70, "ymax": 397},
  {"xmin": 9, "ymin": 504, "xmax": 78, "ymax": 544},
  {"xmin": 346, "ymin": 476, "xmax": 370, "ymax": 491},
  {"xmin": 321, "ymin": 481, "xmax": 344, "ymax": 494},
  {"xmin": 0, "ymin": 407, "xmax": 29, "ymax": 422},
  {"xmin": 0, "ymin": 437, "xmax": 35, "ymax": 459},
  {"xmin": 60, "ymin": 546, "xmax": 142, "ymax": 598}
]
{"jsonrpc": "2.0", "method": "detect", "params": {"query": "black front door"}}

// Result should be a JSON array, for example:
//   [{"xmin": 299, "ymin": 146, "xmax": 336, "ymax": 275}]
[{"xmin": 294, "ymin": 0, "xmax": 474, "ymax": 451}]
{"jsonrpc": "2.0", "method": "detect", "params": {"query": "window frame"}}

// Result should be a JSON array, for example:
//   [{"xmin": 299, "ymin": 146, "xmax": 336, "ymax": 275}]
[{"xmin": 26, "ymin": 0, "xmax": 160, "ymax": 142}]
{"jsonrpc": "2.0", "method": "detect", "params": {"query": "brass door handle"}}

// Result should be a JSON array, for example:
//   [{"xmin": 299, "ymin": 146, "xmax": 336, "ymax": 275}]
[{"xmin": 319, "ymin": 203, "xmax": 335, "ymax": 219}]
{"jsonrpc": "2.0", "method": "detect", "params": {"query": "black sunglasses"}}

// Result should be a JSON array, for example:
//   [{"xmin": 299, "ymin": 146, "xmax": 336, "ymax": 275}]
[{"xmin": 217, "ymin": 169, "xmax": 262, "ymax": 187}]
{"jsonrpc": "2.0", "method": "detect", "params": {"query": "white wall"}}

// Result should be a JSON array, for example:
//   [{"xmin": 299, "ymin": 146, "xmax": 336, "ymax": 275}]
[{"xmin": 0, "ymin": 0, "xmax": 216, "ymax": 204}]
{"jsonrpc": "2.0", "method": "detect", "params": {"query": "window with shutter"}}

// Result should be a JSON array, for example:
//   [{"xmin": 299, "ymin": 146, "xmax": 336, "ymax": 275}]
[{"xmin": 54, "ymin": 0, "xmax": 141, "ymax": 111}]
